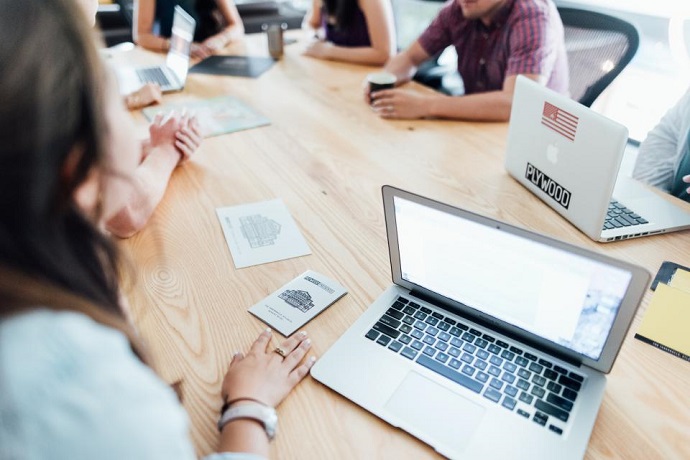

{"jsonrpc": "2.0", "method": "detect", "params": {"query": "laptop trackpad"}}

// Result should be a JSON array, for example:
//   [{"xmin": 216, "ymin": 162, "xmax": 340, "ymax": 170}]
[{"xmin": 384, "ymin": 372, "xmax": 486, "ymax": 452}]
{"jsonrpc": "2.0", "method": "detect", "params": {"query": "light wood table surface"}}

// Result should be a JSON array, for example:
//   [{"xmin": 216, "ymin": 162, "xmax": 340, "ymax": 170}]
[{"xmin": 114, "ymin": 33, "xmax": 690, "ymax": 459}]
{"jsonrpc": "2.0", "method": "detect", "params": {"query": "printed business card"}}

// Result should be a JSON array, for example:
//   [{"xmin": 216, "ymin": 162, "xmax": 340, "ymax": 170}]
[{"xmin": 249, "ymin": 270, "xmax": 347, "ymax": 336}]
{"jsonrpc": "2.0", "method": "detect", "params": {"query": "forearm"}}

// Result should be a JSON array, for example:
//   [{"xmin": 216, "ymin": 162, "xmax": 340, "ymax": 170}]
[
  {"xmin": 136, "ymin": 32, "xmax": 170, "ymax": 52},
  {"xmin": 217, "ymin": 419, "xmax": 270, "ymax": 457},
  {"xmin": 211, "ymin": 23, "xmax": 245, "ymax": 46},
  {"xmin": 326, "ymin": 44, "xmax": 391, "ymax": 66},
  {"xmin": 427, "ymin": 91, "xmax": 513, "ymax": 121},
  {"xmin": 106, "ymin": 146, "xmax": 180, "ymax": 238}
]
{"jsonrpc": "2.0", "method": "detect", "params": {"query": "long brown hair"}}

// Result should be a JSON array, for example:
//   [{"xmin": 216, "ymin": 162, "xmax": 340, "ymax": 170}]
[{"xmin": 0, "ymin": 0, "xmax": 147, "ymax": 361}]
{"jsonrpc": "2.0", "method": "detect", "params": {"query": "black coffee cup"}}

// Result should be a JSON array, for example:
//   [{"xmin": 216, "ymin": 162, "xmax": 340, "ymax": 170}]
[{"xmin": 367, "ymin": 72, "xmax": 396, "ymax": 103}]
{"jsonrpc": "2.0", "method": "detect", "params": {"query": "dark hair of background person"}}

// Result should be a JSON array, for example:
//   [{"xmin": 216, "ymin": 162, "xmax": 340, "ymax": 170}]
[
  {"xmin": 0, "ymin": 0, "xmax": 146, "ymax": 359},
  {"xmin": 323, "ymin": 0, "xmax": 359, "ymax": 30}
]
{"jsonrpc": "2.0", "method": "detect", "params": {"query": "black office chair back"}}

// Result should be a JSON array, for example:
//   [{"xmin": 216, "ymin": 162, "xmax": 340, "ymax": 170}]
[{"xmin": 559, "ymin": 7, "xmax": 639, "ymax": 107}]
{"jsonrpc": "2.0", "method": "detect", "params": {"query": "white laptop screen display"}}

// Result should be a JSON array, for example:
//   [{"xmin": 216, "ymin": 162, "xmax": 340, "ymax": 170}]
[
  {"xmin": 165, "ymin": 10, "xmax": 195, "ymax": 81},
  {"xmin": 394, "ymin": 196, "xmax": 632, "ymax": 361}
]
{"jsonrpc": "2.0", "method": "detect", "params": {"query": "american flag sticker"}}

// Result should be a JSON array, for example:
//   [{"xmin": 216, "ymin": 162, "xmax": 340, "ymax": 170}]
[{"xmin": 541, "ymin": 101, "xmax": 579, "ymax": 141}]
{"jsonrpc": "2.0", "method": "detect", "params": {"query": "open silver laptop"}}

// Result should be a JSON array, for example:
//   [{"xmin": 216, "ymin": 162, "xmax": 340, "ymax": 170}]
[
  {"xmin": 116, "ymin": 6, "xmax": 195, "ymax": 95},
  {"xmin": 506, "ymin": 75, "xmax": 690, "ymax": 242},
  {"xmin": 312, "ymin": 186, "xmax": 649, "ymax": 459}
]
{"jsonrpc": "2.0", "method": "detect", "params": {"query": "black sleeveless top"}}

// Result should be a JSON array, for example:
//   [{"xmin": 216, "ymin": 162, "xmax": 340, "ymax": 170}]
[{"xmin": 154, "ymin": 0, "xmax": 223, "ymax": 42}]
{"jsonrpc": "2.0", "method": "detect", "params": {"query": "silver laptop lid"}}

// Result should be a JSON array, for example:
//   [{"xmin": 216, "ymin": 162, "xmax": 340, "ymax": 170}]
[
  {"xmin": 505, "ymin": 76, "xmax": 629, "ymax": 240},
  {"xmin": 166, "ymin": 6, "xmax": 195, "ymax": 85},
  {"xmin": 382, "ymin": 186, "xmax": 649, "ymax": 373}
]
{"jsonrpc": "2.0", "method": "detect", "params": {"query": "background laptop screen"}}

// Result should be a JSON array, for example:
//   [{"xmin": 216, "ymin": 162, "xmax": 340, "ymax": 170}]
[{"xmin": 394, "ymin": 196, "xmax": 633, "ymax": 361}]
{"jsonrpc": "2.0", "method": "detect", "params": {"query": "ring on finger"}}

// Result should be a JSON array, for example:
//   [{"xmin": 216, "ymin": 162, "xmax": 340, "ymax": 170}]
[{"xmin": 273, "ymin": 346, "xmax": 287, "ymax": 359}]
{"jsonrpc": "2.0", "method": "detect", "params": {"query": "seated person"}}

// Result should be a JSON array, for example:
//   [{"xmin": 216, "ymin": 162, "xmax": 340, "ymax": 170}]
[
  {"xmin": 0, "ymin": 2, "xmax": 314, "ymax": 459},
  {"xmin": 633, "ymin": 88, "xmax": 690, "ymax": 201},
  {"xmin": 77, "ymin": 0, "xmax": 203, "ymax": 238},
  {"xmin": 125, "ymin": 82, "xmax": 163, "ymax": 110},
  {"xmin": 303, "ymin": 0, "xmax": 396, "ymax": 66},
  {"xmin": 135, "ymin": 0, "xmax": 244, "ymax": 58},
  {"xmin": 365, "ymin": 0, "xmax": 568, "ymax": 121}
]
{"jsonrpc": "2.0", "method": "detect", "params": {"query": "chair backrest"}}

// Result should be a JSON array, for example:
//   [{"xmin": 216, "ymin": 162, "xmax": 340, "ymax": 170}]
[{"xmin": 558, "ymin": 7, "xmax": 640, "ymax": 107}]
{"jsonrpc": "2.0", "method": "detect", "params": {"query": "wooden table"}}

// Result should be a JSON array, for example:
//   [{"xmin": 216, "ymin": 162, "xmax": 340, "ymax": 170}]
[{"xmin": 116, "ymin": 33, "xmax": 690, "ymax": 459}]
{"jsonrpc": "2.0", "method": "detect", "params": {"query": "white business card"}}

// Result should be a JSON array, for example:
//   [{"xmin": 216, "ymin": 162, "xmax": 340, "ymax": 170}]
[{"xmin": 249, "ymin": 270, "xmax": 347, "ymax": 336}]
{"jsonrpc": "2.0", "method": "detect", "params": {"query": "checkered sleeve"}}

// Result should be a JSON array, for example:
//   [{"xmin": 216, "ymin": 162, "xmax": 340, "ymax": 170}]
[{"xmin": 506, "ymin": 2, "xmax": 559, "ymax": 77}]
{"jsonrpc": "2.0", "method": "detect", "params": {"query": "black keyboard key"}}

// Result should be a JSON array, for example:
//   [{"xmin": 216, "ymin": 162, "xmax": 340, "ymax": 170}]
[
  {"xmin": 391, "ymin": 301, "xmax": 405, "ymax": 310},
  {"xmin": 413, "ymin": 320, "xmax": 427, "ymax": 331},
  {"xmin": 516, "ymin": 379, "xmax": 530, "ymax": 391},
  {"xmin": 401, "ymin": 347, "xmax": 417, "ymax": 360},
  {"xmin": 517, "ymin": 369, "xmax": 531, "ymax": 380},
  {"xmin": 438, "ymin": 321, "xmax": 451, "ymax": 332},
  {"xmin": 450, "ymin": 338, "xmax": 463, "ymax": 348},
  {"xmin": 400, "ymin": 335, "xmax": 412, "ymax": 345},
  {"xmin": 549, "ymin": 425, "xmax": 563, "ymax": 435},
  {"xmin": 476, "ymin": 371, "xmax": 489, "ymax": 383},
  {"xmin": 448, "ymin": 347, "xmax": 461, "ymax": 357},
  {"xmin": 490, "ymin": 378, "xmax": 503, "ymax": 390},
  {"xmin": 489, "ymin": 356, "xmax": 503, "ymax": 366},
  {"xmin": 456, "ymin": 322, "xmax": 469, "ymax": 331},
  {"xmin": 519, "ymin": 392, "xmax": 533, "ymax": 405},
  {"xmin": 517, "ymin": 409, "xmax": 530, "ymax": 418},
  {"xmin": 462, "ymin": 365, "xmax": 476, "ymax": 376},
  {"xmin": 482, "ymin": 334, "xmax": 495, "ymax": 342},
  {"xmin": 538, "ymin": 358, "xmax": 553, "ymax": 368},
  {"xmin": 554, "ymin": 365, "xmax": 568, "ymax": 375},
  {"xmin": 445, "ymin": 318, "xmax": 457, "ymax": 326},
  {"xmin": 388, "ymin": 341, "xmax": 403, "ymax": 353},
  {"xmin": 435, "ymin": 341, "xmax": 449, "ymax": 352},
  {"xmin": 546, "ymin": 381, "xmax": 562, "ymax": 394},
  {"xmin": 432, "ymin": 312, "xmax": 444, "ymax": 319},
  {"xmin": 411, "ymin": 340, "xmax": 424, "ymax": 351},
  {"xmin": 524, "ymin": 352, "xmax": 538, "ymax": 361},
  {"xmin": 558, "ymin": 375, "xmax": 582, "ymax": 392},
  {"xmin": 463, "ymin": 343, "xmax": 476, "ymax": 354},
  {"xmin": 531, "ymin": 386, "xmax": 546, "ymax": 398},
  {"xmin": 484, "ymin": 388, "xmax": 502, "ymax": 403},
  {"xmin": 501, "ymin": 372, "xmax": 516, "ymax": 384},
  {"xmin": 417, "ymin": 355, "xmax": 484, "ymax": 394},
  {"xmin": 529, "ymin": 362, "xmax": 544, "ymax": 374},
  {"xmin": 496, "ymin": 340, "xmax": 509, "ymax": 348},
  {"xmin": 535, "ymin": 399, "xmax": 569, "ymax": 422},
  {"xmin": 423, "ymin": 346, "xmax": 436, "ymax": 357},
  {"xmin": 475, "ymin": 359, "xmax": 488, "ymax": 370},
  {"xmin": 502, "ymin": 396, "xmax": 517, "ymax": 411},
  {"xmin": 501, "ymin": 350, "xmax": 515, "ymax": 361},
  {"xmin": 449, "ymin": 326, "xmax": 462, "ymax": 337},
  {"xmin": 546, "ymin": 393, "xmax": 574, "ymax": 412},
  {"xmin": 427, "ymin": 326, "xmax": 440, "ymax": 337},
  {"xmin": 477, "ymin": 350, "xmax": 490, "ymax": 360},
  {"xmin": 488, "ymin": 365, "xmax": 501, "ymax": 377},
  {"xmin": 569, "ymin": 372, "xmax": 584, "ymax": 383},
  {"xmin": 515, "ymin": 357, "xmax": 529, "ymax": 367},
  {"xmin": 509, "ymin": 346, "xmax": 523, "ymax": 355},
  {"xmin": 403, "ymin": 306, "xmax": 416, "ymax": 315},
  {"xmin": 423, "ymin": 335, "xmax": 435, "ymax": 345},
  {"xmin": 449, "ymin": 358, "xmax": 461, "ymax": 369},
  {"xmin": 396, "ymin": 297, "xmax": 409, "ymax": 304},
  {"xmin": 488, "ymin": 344, "xmax": 501, "ymax": 355},
  {"xmin": 438, "ymin": 332, "xmax": 451, "ymax": 342},
  {"xmin": 544, "ymin": 369, "xmax": 558, "ymax": 381},
  {"xmin": 469, "ymin": 328, "xmax": 482, "ymax": 336},
  {"xmin": 413, "ymin": 311, "xmax": 427, "ymax": 321},
  {"xmin": 418, "ymin": 305, "xmax": 429, "ymax": 313},
  {"xmin": 503, "ymin": 362, "xmax": 517, "ymax": 373},
  {"xmin": 532, "ymin": 375, "xmax": 547, "ymax": 387},
  {"xmin": 562, "ymin": 388, "xmax": 578, "ymax": 402},
  {"xmin": 400, "ymin": 324, "xmax": 412, "ymax": 334},
  {"xmin": 461, "ymin": 353, "xmax": 474, "ymax": 364},
  {"xmin": 474, "ymin": 338, "xmax": 489, "ymax": 349},
  {"xmin": 376, "ymin": 335, "xmax": 391, "ymax": 346},
  {"xmin": 436, "ymin": 352, "xmax": 449, "ymax": 364},
  {"xmin": 402, "ymin": 315, "xmax": 415, "ymax": 325},
  {"xmin": 380, "ymin": 315, "xmax": 401, "ymax": 329},
  {"xmin": 505, "ymin": 385, "xmax": 518, "ymax": 397},
  {"xmin": 462, "ymin": 332, "xmax": 476, "ymax": 343},
  {"xmin": 373, "ymin": 322, "xmax": 400, "ymax": 339},
  {"xmin": 411, "ymin": 329, "xmax": 423, "ymax": 339},
  {"xmin": 387, "ymin": 308, "xmax": 405, "ymax": 320},
  {"xmin": 365, "ymin": 329, "xmax": 379, "ymax": 341},
  {"xmin": 425, "ymin": 316, "xmax": 439, "ymax": 326},
  {"xmin": 533, "ymin": 412, "xmax": 548, "ymax": 426}
]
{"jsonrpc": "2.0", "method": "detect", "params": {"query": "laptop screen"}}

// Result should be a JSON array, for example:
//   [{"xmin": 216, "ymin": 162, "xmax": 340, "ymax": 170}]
[
  {"xmin": 393, "ymin": 196, "xmax": 633, "ymax": 361},
  {"xmin": 166, "ymin": 7, "xmax": 195, "ymax": 82}
]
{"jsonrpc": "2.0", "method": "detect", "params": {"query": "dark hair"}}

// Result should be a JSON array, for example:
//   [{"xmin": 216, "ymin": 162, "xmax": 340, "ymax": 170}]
[
  {"xmin": 323, "ymin": 0, "xmax": 359, "ymax": 30},
  {"xmin": 0, "ymin": 0, "xmax": 123, "ymax": 321}
]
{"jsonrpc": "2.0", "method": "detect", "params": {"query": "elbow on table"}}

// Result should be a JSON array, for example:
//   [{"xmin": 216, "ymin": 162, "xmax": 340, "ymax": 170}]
[{"xmin": 106, "ymin": 205, "xmax": 150, "ymax": 239}]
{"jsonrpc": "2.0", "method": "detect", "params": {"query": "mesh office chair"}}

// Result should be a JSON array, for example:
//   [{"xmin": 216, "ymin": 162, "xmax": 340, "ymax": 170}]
[{"xmin": 559, "ymin": 7, "xmax": 640, "ymax": 107}]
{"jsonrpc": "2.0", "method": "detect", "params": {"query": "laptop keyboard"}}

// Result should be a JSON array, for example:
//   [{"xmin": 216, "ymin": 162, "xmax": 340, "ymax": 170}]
[
  {"xmin": 603, "ymin": 200, "xmax": 648, "ymax": 230},
  {"xmin": 136, "ymin": 67, "xmax": 171, "ymax": 87},
  {"xmin": 365, "ymin": 296, "xmax": 585, "ymax": 436}
]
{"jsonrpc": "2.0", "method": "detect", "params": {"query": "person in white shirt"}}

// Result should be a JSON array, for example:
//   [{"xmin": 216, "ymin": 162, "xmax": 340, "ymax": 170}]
[
  {"xmin": 633, "ymin": 87, "xmax": 690, "ymax": 201},
  {"xmin": 0, "ymin": 1, "xmax": 314, "ymax": 458}
]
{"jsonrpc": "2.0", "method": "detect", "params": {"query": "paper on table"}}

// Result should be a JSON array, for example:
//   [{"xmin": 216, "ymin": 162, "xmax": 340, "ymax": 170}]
[
  {"xmin": 216, "ymin": 199, "xmax": 311, "ymax": 269},
  {"xmin": 669, "ymin": 268, "xmax": 690, "ymax": 294},
  {"xmin": 635, "ymin": 283, "xmax": 690, "ymax": 362},
  {"xmin": 249, "ymin": 270, "xmax": 347, "ymax": 336}
]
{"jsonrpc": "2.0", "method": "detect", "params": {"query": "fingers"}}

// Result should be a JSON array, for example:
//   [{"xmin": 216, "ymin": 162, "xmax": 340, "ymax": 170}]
[
  {"xmin": 683, "ymin": 174, "xmax": 690, "ymax": 184},
  {"xmin": 282, "ymin": 336, "xmax": 311, "ymax": 370},
  {"xmin": 289, "ymin": 356, "xmax": 317, "ymax": 386},
  {"xmin": 274, "ymin": 331, "xmax": 308, "ymax": 360},
  {"xmin": 250, "ymin": 328, "xmax": 273, "ymax": 354},
  {"xmin": 229, "ymin": 351, "xmax": 244, "ymax": 368}
]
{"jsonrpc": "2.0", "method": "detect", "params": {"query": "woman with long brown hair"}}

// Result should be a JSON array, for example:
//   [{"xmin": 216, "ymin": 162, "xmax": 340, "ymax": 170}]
[{"xmin": 0, "ymin": 0, "xmax": 313, "ymax": 457}]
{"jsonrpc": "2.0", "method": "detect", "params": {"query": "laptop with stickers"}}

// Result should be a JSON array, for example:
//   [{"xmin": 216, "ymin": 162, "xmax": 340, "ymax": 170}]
[{"xmin": 505, "ymin": 76, "xmax": 690, "ymax": 242}]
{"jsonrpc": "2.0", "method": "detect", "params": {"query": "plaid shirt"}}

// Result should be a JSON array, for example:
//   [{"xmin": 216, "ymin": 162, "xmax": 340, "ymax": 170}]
[{"xmin": 418, "ymin": 0, "xmax": 568, "ymax": 95}]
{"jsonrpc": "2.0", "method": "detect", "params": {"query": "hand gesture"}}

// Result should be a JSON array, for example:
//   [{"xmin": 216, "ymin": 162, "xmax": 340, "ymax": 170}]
[{"xmin": 221, "ymin": 329, "xmax": 315, "ymax": 408}]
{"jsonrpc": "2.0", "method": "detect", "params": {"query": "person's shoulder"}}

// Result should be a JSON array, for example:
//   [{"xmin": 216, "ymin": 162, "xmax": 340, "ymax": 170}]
[{"xmin": 510, "ymin": 0, "xmax": 554, "ymax": 22}]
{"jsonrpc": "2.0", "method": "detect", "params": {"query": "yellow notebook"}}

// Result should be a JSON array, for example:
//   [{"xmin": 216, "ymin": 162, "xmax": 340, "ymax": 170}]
[{"xmin": 635, "ymin": 281, "xmax": 690, "ymax": 362}]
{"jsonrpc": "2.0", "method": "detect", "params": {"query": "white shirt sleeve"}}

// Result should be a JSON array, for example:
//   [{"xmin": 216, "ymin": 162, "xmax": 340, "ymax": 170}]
[
  {"xmin": 0, "ymin": 310, "xmax": 264, "ymax": 460},
  {"xmin": 633, "ymin": 87, "xmax": 690, "ymax": 192}
]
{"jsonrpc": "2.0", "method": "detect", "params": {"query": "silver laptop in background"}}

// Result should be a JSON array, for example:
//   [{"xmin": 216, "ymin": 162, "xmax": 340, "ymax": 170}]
[
  {"xmin": 116, "ymin": 6, "xmax": 195, "ymax": 95},
  {"xmin": 505, "ymin": 75, "xmax": 690, "ymax": 242},
  {"xmin": 312, "ymin": 186, "xmax": 649, "ymax": 460}
]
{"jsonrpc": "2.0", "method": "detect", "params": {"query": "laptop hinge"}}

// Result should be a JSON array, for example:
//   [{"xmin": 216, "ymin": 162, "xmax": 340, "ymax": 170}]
[{"xmin": 408, "ymin": 289, "xmax": 582, "ymax": 368}]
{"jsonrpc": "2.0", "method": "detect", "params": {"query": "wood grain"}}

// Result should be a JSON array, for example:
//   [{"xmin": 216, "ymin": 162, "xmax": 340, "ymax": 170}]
[{"xmin": 115, "ymin": 33, "xmax": 690, "ymax": 459}]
